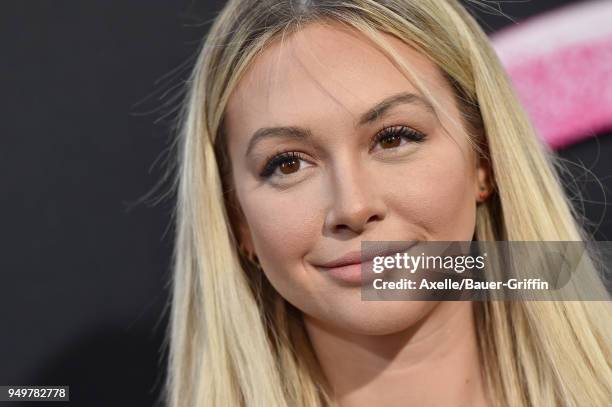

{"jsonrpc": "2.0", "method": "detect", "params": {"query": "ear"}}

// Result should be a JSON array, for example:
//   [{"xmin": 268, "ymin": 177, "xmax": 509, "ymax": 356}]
[
  {"xmin": 474, "ymin": 155, "xmax": 493, "ymax": 203},
  {"xmin": 226, "ymin": 190, "xmax": 256, "ymax": 260},
  {"xmin": 236, "ymin": 217, "xmax": 255, "ymax": 258}
]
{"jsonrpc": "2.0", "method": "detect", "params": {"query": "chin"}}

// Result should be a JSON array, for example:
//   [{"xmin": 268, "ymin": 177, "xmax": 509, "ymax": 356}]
[{"xmin": 312, "ymin": 297, "xmax": 440, "ymax": 336}]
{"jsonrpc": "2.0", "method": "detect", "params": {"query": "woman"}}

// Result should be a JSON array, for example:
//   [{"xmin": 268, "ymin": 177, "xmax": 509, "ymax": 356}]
[{"xmin": 163, "ymin": 1, "xmax": 612, "ymax": 406}]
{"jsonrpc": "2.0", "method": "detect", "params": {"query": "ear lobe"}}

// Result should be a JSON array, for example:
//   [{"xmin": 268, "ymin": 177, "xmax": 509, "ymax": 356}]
[
  {"xmin": 237, "ymin": 220, "xmax": 255, "ymax": 257},
  {"xmin": 226, "ymin": 190, "xmax": 256, "ymax": 259},
  {"xmin": 475, "ymin": 157, "xmax": 493, "ymax": 202},
  {"xmin": 477, "ymin": 165, "xmax": 489, "ymax": 187}
]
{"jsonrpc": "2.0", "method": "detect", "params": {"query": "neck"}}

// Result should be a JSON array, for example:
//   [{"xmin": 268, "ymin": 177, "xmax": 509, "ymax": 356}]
[{"xmin": 303, "ymin": 301, "xmax": 490, "ymax": 407}]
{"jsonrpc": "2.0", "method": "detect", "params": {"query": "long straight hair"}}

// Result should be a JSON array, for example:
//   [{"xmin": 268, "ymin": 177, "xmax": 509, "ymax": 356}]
[{"xmin": 163, "ymin": 1, "xmax": 612, "ymax": 406}]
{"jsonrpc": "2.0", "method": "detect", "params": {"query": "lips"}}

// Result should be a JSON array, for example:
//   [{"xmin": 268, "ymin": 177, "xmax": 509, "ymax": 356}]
[
  {"xmin": 319, "ymin": 242, "xmax": 419, "ymax": 268},
  {"xmin": 315, "ymin": 242, "xmax": 419, "ymax": 285},
  {"xmin": 318, "ymin": 250, "xmax": 367, "ymax": 269}
]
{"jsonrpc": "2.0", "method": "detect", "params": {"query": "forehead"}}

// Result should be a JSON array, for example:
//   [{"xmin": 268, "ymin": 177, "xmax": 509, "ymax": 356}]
[{"xmin": 225, "ymin": 20, "xmax": 450, "ymax": 141}]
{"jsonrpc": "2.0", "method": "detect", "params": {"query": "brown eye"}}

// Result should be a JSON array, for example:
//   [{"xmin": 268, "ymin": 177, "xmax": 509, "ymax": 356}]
[
  {"xmin": 371, "ymin": 126, "xmax": 427, "ymax": 152},
  {"xmin": 279, "ymin": 157, "xmax": 300, "ymax": 174},
  {"xmin": 380, "ymin": 134, "xmax": 402, "ymax": 149},
  {"xmin": 260, "ymin": 152, "xmax": 313, "ymax": 179}
]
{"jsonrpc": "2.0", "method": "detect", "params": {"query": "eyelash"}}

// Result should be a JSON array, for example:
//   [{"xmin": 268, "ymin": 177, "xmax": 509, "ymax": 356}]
[
  {"xmin": 370, "ymin": 125, "xmax": 426, "ymax": 150},
  {"xmin": 259, "ymin": 125, "xmax": 427, "ymax": 178}
]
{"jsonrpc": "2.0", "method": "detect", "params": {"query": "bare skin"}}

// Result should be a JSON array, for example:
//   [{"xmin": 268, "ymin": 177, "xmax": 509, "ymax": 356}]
[{"xmin": 224, "ymin": 20, "xmax": 491, "ymax": 407}]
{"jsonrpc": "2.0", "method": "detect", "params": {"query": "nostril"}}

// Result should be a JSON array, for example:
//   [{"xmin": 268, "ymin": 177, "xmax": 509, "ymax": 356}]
[
  {"xmin": 324, "ymin": 199, "xmax": 387, "ymax": 235},
  {"xmin": 334, "ymin": 224, "xmax": 351, "ymax": 232},
  {"xmin": 367, "ymin": 214, "xmax": 381, "ymax": 223}
]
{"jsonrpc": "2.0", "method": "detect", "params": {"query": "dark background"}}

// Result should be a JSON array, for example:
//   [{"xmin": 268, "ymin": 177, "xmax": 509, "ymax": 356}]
[{"xmin": 1, "ymin": 1, "xmax": 610, "ymax": 406}]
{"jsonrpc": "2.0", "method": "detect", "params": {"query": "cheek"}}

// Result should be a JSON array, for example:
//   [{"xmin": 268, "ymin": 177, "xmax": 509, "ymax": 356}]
[
  {"xmin": 238, "ymin": 186, "xmax": 321, "ymax": 278},
  {"xmin": 387, "ymin": 135, "xmax": 477, "ymax": 240}
]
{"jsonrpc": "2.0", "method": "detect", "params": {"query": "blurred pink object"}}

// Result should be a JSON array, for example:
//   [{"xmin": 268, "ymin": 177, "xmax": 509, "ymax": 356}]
[{"xmin": 491, "ymin": 0, "xmax": 612, "ymax": 149}]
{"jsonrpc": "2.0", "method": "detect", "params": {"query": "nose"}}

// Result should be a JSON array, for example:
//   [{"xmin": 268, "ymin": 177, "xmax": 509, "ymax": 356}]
[{"xmin": 323, "ymin": 161, "xmax": 387, "ymax": 235}]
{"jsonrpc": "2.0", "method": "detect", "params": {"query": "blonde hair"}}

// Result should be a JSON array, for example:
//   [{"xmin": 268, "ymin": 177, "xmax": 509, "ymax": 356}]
[{"xmin": 162, "ymin": 1, "xmax": 612, "ymax": 406}]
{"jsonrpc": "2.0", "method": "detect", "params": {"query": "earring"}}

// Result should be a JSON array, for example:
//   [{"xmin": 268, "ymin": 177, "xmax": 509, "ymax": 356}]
[
  {"xmin": 478, "ymin": 184, "xmax": 489, "ymax": 200},
  {"xmin": 238, "ymin": 243, "xmax": 262, "ymax": 270},
  {"xmin": 249, "ymin": 254, "xmax": 263, "ymax": 271},
  {"xmin": 248, "ymin": 251, "xmax": 261, "ymax": 267}
]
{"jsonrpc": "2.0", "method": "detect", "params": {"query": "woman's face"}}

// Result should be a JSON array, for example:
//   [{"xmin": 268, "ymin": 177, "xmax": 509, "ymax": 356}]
[{"xmin": 224, "ymin": 21, "xmax": 488, "ymax": 335}]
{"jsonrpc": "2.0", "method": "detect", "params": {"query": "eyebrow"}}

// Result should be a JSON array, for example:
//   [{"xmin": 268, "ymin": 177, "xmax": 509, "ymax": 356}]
[{"xmin": 245, "ymin": 91, "xmax": 434, "ymax": 157}]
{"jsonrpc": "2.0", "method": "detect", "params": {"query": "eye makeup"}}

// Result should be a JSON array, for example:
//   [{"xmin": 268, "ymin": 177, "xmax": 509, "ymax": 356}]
[{"xmin": 258, "ymin": 125, "xmax": 428, "ymax": 180}]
